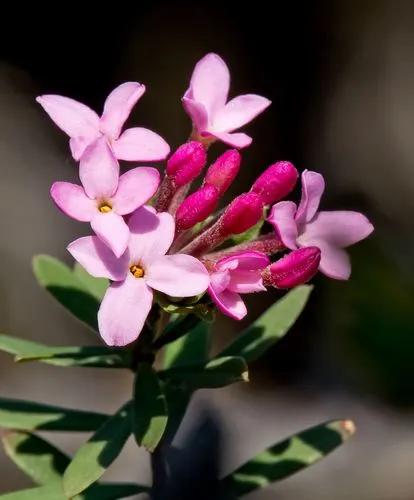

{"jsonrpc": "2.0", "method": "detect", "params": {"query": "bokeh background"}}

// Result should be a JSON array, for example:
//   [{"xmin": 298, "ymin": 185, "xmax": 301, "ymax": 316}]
[{"xmin": 1, "ymin": 0, "xmax": 414, "ymax": 498}]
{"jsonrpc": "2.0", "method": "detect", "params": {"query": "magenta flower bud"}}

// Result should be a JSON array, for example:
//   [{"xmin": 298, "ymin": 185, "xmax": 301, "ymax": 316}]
[
  {"xmin": 166, "ymin": 141, "xmax": 207, "ymax": 187},
  {"xmin": 251, "ymin": 161, "xmax": 298, "ymax": 205},
  {"xmin": 204, "ymin": 149, "xmax": 241, "ymax": 196},
  {"xmin": 176, "ymin": 184, "xmax": 219, "ymax": 231},
  {"xmin": 264, "ymin": 246, "xmax": 321, "ymax": 288},
  {"xmin": 220, "ymin": 192, "xmax": 264, "ymax": 235}
]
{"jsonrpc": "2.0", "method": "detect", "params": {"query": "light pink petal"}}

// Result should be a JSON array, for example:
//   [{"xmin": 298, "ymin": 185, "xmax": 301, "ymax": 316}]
[
  {"xmin": 182, "ymin": 95, "xmax": 209, "ymax": 132},
  {"xmin": 128, "ymin": 207, "xmax": 175, "ymax": 264},
  {"xmin": 100, "ymin": 82, "xmax": 146, "ymax": 139},
  {"xmin": 307, "ymin": 241, "xmax": 351, "ymax": 280},
  {"xmin": 268, "ymin": 201, "xmax": 299, "ymax": 250},
  {"xmin": 188, "ymin": 53, "xmax": 230, "ymax": 116},
  {"xmin": 299, "ymin": 211, "xmax": 374, "ymax": 248},
  {"xmin": 36, "ymin": 95, "xmax": 100, "ymax": 140},
  {"xmin": 210, "ymin": 131, "xmax": 252, "ymax": 149},
  {"xmin": 67, "ymin": 236, "xmax": 128, "ymax": 281},
  {"xmin": 69, "ymin": 136, "xmax": 101, "ymax": 162},
  {"xmin": 295, "ymin": 170, "xmax": 325, "ymax": 224},
  {"xmin": 213, "ymin": 94, "xmax": 271, "ymax": 132},
  {"xmin": 217, "ymin": 251, "xmax": 270, "ymax": 271},
  {"xmin": 91, "ymin": 212, "xmax": 130, "ymax": 258},
  {"xmin": 50, "ymin": 182, "xmax": 95, "ymax": 222},
  {"xmin": 209, "ymin": 270, "xmax": 231, "ymax": 294},
  {"xmin": 208, "ymin": 287, "xmax": 247, "ymax": 320},
  {"xmin": 146, "ymin": 254, "xmax": 209, "ymax": 297},
  {"xmin": 112, "ymin": 128, "xmax": 170, "ymax": 162},
  {"xmin": 98, "ymin": 276, "xmax": 153, "ymax": 346},
  {"xmin": 111, "ymin": 167, "xmax": 160, "ymax": 215},
  {"xmin": 227, "ymin": 269, "xmax": 266, "ymax": 293},
  {"xmin": 79, "ymin": 137, "xmax": 120, "ymax": 199}
]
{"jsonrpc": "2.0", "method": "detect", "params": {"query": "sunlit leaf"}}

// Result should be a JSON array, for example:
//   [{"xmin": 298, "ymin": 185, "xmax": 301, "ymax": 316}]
[{"xmin": 73, "ymin": 263, "xmax": 108, "ymax": 302}]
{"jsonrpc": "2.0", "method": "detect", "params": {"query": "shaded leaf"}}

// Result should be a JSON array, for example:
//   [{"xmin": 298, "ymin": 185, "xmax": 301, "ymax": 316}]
[
  {"xmin": 0, "ymin": 398, "xmax": 108, "ymax": 432},
  {"xmin": 220, "ymin": 420, "xmax": 356, "ymax": 496},
  {"xmin": 153, "ymin": 314, "xmax": 201, "ymax": 350},
  {"xmin": 73, "ymin": 263, "xmax": 108, "ymax": 302},
  {"xmin": 132, "ymin": 364, "xmax": 168, "ymax": 452},
  {"xmin": 63, "ymin": 402, "xmax": 132, "ymax": 497},
  {"xmin": 156, "ymin": 293, "xmax": 215, "ymax": 322},
  {"xmin": 219, "ymin": 286, "xmax": 312, "ymax": 363}
]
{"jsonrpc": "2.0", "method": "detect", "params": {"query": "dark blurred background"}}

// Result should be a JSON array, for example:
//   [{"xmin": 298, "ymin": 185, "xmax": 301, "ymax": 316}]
[{"xmin": 0, "ymin": 1, "xmax": 414, "ymax": 498}]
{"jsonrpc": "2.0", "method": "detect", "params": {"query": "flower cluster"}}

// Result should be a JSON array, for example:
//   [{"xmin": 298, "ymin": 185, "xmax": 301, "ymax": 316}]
[{"xmin": 38, "ymin": 53, "xmax": 373, "ymax": 346}]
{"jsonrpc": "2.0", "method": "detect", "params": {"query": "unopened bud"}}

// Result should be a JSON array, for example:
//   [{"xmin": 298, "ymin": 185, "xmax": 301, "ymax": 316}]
[
  {"xmin": 166, "ymin": 141, "xmax": 207, "ymax": 187},
  {"xmin": 251, "ymin": 161, "xmax": 298, "ymax": 205},
  {"xmin": 176, "ymin": 184, "xmax": 219, "ymax": 231},
  {"xmin": 204, "ymin": 150, "xmax": 241, "ymax": 196},
  {"xmin": 263, "ymin": 246, "xmax": 320, "ymax": 288},
  {"xmin": 220, "ymin": 192, "xmax": 264, "ymax": 235}
]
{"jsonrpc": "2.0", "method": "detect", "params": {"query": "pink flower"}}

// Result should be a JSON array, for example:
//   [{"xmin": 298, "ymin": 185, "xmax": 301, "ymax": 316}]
[
  {"xmin": 68, "ymin": 206, "xmax": 210, "ymax": 346},
  {"xmin": 37, "ymin": 82, "xmax": 170, "ymax": 161},
  {"xmin": 268, "ymin": 170, "xmax": 374, "ymax": 280},
  {"xmin": 208, "ymin": 251, "xmax": 270, "ymax": 320},
  {"xmin": 182, "ymin": 53, "xmax": 271, "ymax": 149},
  {"xmin": 51, "ymin": 138, "xmax": 160, "ymax": 257}
]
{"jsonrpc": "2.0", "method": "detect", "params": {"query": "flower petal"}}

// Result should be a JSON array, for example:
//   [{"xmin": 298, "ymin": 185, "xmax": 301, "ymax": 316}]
[
  {"xmin": 98, "ymin": 276, "xmax": 153, "ymax": 346},
  {"xmin": 182, "ymin": 95, "xmax": 209, "ymax": 133},
  {"xmin": 208, "ymin": 287, "xmax": 247, "ymax": 320},
  {"xmin": 67, "ymin": 236, "xmax": 128, "ymax": 281},
  {"xmin": 146, "ymin": 254, "xmax": 209, "ymax": 297},
  {"xmin": 112, "ymin": 127, "xmax": 170, "ymax": 161},
  {"xmin": 128, "ymin": 207, "xmax": 175, "ymax": 264},
  {"xmin": 91, "ymin": 212, "xmax": 130, "ymax": 258},
  {"xmin": 210, "ymin": 131, "xmax": 252, "ymax": 149},
  {"xmin": 36, "ymin": 95, "xmax": 100, "ymax": 140},
  {"xmin": 209, "ymin": 270, "xmax": 231, "ymax": 294},
  {"xmin": 50, "ymin": 182, "xmax": 95, "ymax": 221},
  {"xmin": 268, "ymin": 201, "xmax": 299, "ymax": 250},
  {"xmin": 111, "ymin": 167, "xmax": 160, "ymax": 215},
  {"xmin": 295, "ymin": 170, "xmax": 325, "ymax": 224},
  {"xmin": 79, "ymin": 137, "xmax": 120, "ymax": 199},
  {"xmin": 309, "ymin": 241, "xmax": 351, "ymax": 280},
  {"xmin": 227, "ymin": 269, "xmax": 266, "ymax": 293},
  {"xmin": 100, "ymin": 82, "xmax": 146, "ymax": 139},
  {"xmin": 217, "ymin": 251, "xmax": 270, "ymax": 271},
  {"xmin": 213, "ymin": 94, "xmax": 271, "ymax": 132},
  {"xmin": 299, "ymin": 211, "xmax": 374, "ymax": 248}
]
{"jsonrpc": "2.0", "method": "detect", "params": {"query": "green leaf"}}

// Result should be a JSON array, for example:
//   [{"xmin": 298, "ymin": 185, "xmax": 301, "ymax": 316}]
[
  {"xmin": 0, "ymin": 335, "xmax": 131, "ymax": 368},
  {"xmin": 32, "ymin": 255, "xmax": 100, "ymax": 330},
  {"xmin": 132, "ymin": 364, "xmax": 168, "ymax": 452},
  {"xmin": 0, "ymin": 484, "xmax": 65, "ymax": 500},
  {"xmin": 162, "ymin": 320, "xmax": 210, "ymax": 369},
  {"xmin": 63, "ymin": 402, "xmax": 132, "ymax": 497},
  {"xmin": 153, "ymin": 314, "xmax": 201, "ymax": 350},
  {"xmin": 161, "ymin": 356, "xmax": 248, "ymax": 389},
  {"xmin": 0, "ymin": 398, "xmax": 108, "ymax": 432},
  {"xmin": 220, "ymin": 419, "xmax": 356, "ymax": 496},
  {"xmin": 219, "ymin": 285, "xmax": 313, "ymax": 363},
  {"xmin": 155, "ymin": 293, "xmax": 215, "ymax": 321},
  {"xmin": 73, "ymin": 263, "xmax": 108, "ymax": 302},
  {"xmin": 1, "ymin": 431, "xmax": 68, "ymax": 485}
]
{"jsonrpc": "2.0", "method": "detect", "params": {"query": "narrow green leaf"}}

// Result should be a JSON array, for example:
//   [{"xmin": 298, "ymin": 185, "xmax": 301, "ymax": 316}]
[
  {"xmin": 32, "ymin": 255, "xmax": 100, "ymax": 330},
  {"xmin": 0, "ymin": 484, "xmax": 66, "ymax": 500},
  {"xmin": 219, "ymin": 285, "xmax": 313, "ymax": 363},
  {"xmin": 0, "ymin": 398, "xmax": 108, "ymax": 432},
  {"xmin": 0, "ymin": 335, "xmax": 130, "ymax": 368},
  {"xmin": 153, "ymin": 314, "xmax": 201, "ymax": 349},
  {"xmin": 73, "ymin": 263, "xmax": 108, "ymax": 302},
  {"xmin": 63, "ymin": 402, "xmax": 132, "ymax": 497},
  {"xmin": 132, "ymin": 364, "xmax": 168, "ymax": 452},
  {"xmin": 220, "ymin": 419, "xmax": 356, "ymax": 496},
  {"xmin": 1, "ymin": 431, "xmax": 68, "ymax": 485},
  {"xmin": 161, "ymin": 356, "xmax": 248, "ymax": 389}
]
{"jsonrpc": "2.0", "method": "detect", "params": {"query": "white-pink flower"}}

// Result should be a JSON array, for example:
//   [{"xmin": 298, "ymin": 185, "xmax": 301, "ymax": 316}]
[
  {"xmin": 183, "ymin": 53, "xmax": 271, "ymax": 149},
  {"xmin": 208, "ymin": 251, "xmax": 270, "ymax": 320},
  {"xmin": 37, "ymin": 82, "xmax": 170, "ymax": 161},
  {"xmin": 51, "ymin": 137, "xmax": 160, "ymax": 257},
  {"xmin": 68, "ymin": 206, "xmax": 210, "ymax": 346}
]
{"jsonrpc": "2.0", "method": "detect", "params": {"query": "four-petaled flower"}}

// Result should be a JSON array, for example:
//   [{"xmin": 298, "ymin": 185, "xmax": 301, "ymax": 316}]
[
  {"xmin": 183, "ymin": 53, "xmax": 271, "ymax": 149},
  {"xmin": 208, "ymin": 251, "xmax": 270, "ymax": 320},
  {"xmin": 51, "ymin": 137, "xmax": 160, "ymax": 257},
  {"xmin": 37, "ymin": 82, "xmax": 170, "ymax": 161},
  {"xmin": 68, "ymin": 206, "xmax": 210, "ymax": 346},
  {"xmin": 268, "ymin": 170, "xmax": 374, "ymax": 280}
]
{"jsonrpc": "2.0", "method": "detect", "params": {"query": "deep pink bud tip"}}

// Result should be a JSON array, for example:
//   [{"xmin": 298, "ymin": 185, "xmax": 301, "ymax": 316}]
[
  {"xmin": 166, "ymin": 141, "xmax": 207, "ymax": 187},
  {"xmin": 221, "ymin": 192, "xmax": 264, "ymax": 235},
  {"xmin": 267, "ymin": 246, "xmax": 321, "ymax": 288},
  {"xmin": 176, "ymin": 184, "xmax": 219, "ymax": 230},
  {"xmin": 251, "ymin": 161, "xmax": 298, "ymax": 205},
  {"xmin": 204, "ymin": 149, "xmax": 241, "ymax": 196}
]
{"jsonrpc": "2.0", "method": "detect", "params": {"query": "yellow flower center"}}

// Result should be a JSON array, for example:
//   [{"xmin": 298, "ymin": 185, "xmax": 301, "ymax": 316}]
[
  {"xmin": 99, "ymin": 202, "xmax": 112, "ymax": 213},
  {"xmin": 130, "ymin": 264, "xmax": 145, "ymax": 278}
]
